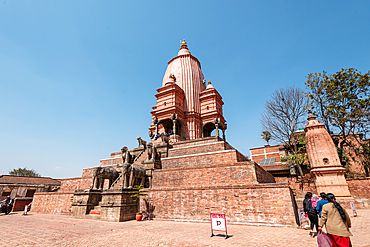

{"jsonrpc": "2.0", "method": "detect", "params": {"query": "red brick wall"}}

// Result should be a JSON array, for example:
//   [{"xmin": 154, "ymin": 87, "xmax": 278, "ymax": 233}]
[
  {"xmin": 169, "ymin": 141, "xmax": 226, "ymax": 157},
  {"xmin": 162, "ymin": 150, "xmax": 238, "ymax": 169},
  {"xmin": 32, "ymin": 192, "xmax": 74, "ymax": 214},
  {"xmin": 347, "ymin": 177, "xmax": 370, "ymax": 200},
  {"xmin": 146, "ymin": 184, "xmax": 296, "ymax": 226},
  {"xmin": 255, "ymin": 164, "xmax": 276, "ymax": 183},
  {"xmin": 275, "ymin": 177, "xmax": 317, "ymax": 199},
  {"xmin": 152, "ymin": 162, "xmax": 260, "ymax": 188},
  {"xmin": 58, "ymin": 177, "xmax": 91, "ymax": 193},
  {"xmin": 81, "ymin": 167, "xmax": 95, "ymax": 178},
  {"xmin": 13, "ymin": 198, "xmax": 32, "ymax": 211}
]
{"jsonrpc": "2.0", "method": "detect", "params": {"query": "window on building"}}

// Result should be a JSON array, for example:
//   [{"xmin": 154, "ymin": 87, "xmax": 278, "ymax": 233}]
[
  {"xmin": 1, "ymin": 191, "xmax": 11, "ymax": 197},
  {"xmin": 26, "ymin": 189, "xmax": 36, "ymax": 197}
]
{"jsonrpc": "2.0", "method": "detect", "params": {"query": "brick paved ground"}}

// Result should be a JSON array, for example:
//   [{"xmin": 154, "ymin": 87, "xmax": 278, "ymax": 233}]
[{"xmin": 1, "ymin": 210, "xmax": 369, "ymax": 247}]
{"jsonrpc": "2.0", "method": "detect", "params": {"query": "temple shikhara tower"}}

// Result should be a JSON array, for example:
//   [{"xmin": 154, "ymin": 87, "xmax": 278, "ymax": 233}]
[
  {"xmin": 149, "ymin": 40, "xmax": 226, "ymax": 142},
  {"xmin": 305, "ymin": 113, "xmax": 352, "ymax": 199}
]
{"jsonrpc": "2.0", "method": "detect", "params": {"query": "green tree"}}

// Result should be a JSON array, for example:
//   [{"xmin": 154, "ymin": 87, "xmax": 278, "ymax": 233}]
[
  {"xmin": 261, "ymin": 131, "xmax": 272, "ymax": 145},
  {"xmin": 9, "ymin": 167, "xmax": 41, "ymax": 177},
  {"xmin": 281, "ymin": 136, "xmax": 308, "ymax": 177},
  {"xmin": 306, "ymin": 68, "xmax": 370, "ymax": 175}
]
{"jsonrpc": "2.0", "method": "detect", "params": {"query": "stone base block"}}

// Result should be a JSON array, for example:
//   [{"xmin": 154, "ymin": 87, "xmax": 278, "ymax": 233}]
[
  {"xmin": 100, "ymin": 188, "xmax": 139, "ymax": 222},
  {"xmin": 71, "ymin": 189, "xmax": 102, "ymax": 219}
]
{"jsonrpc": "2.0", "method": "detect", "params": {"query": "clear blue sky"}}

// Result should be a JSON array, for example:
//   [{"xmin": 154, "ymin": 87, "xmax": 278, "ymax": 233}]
[{"xmin": 1, "ymin": 1, "xmax": 369, "ymax": 178}]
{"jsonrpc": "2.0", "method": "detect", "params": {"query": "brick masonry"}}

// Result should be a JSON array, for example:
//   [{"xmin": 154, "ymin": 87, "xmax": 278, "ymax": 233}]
[
  {"xmin": 32, "ymin": 192, "xmax": 74, "ymax": 214},
  {"xmin": 146, "ymin": 184, "xmax": 296, "ymax": 226}
]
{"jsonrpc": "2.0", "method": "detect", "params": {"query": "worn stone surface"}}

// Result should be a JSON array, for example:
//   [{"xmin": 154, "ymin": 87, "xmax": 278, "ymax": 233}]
[
  {"xmin": 1, "ymin": 210, "xmax": 370, "ymax": 246},
  {"xmin": 100, "ymin": 188, "xmax": 138, "ymax": 222}
]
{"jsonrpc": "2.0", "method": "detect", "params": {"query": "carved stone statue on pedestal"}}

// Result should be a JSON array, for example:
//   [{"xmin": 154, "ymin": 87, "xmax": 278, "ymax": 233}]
[{"xmin": 90, "ymin": 166, "xmax": 119, "ymax": 190}]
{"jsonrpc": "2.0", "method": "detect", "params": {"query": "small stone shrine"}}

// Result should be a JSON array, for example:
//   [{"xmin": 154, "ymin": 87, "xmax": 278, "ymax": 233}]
[{"xmin": 305, "ymin": 112, "xmax": 352, "ymax": 199}]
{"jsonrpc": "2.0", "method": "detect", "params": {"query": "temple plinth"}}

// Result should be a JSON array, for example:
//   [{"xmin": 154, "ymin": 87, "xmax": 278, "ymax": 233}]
[
  {"xmin": 149, "ymin": 40, "xmax": 226, "ymax": 142},
  {"xmin": 305, "ymin": 113, "xmax": 352, "ymax": 199}
]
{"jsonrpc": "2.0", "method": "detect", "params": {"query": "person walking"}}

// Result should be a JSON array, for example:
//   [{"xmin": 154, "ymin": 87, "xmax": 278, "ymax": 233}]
[
  {"xmin": 318, "ymin": 193, "xmax": 352, "ymax": 247},
  {"xmin": 316, "ymin": 192, "xmax": 329, "ymax": 217},
  {"xmin": 303, "ymin": 192, "xmax": 319, "ymax": 237},
  {"xmin": 312, "ymin": 194, "xmax": 319, "ymax": 208}
]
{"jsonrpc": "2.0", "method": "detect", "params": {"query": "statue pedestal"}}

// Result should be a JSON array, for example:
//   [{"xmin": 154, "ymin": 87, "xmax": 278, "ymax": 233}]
[
  {"xmin": 71, "ymin": 189, "xmax": 102, "ymax": 219},
  {"xmin": 142, "ymin": 160, "xmax": 162, "ymax": 188},
  {"xmin": 311, "ymin": 167, "xmax": 352, "ymax": 199},
  {"xmin": 100, "ymin": 188, "xmax": 139, "ymax": 222},
  {"xmin": 71, "ymin": 188, "xmax": 139, "ymax": 222}
]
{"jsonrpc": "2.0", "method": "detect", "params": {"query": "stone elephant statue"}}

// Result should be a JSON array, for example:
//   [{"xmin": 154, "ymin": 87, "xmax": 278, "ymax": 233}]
[
  {"xmin": 122, "ymin": 163, "xmax": 146, "ymax": 189},
  {"xmin": 90, "ymin": 166, "xmax": 119, "ymax": 190}
]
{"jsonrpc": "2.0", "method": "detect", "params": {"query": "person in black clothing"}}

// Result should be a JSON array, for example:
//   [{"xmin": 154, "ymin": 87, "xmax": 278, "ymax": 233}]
[{"xmin": 303, "ymin": 192, "xmax": 319, "ymax": 237}]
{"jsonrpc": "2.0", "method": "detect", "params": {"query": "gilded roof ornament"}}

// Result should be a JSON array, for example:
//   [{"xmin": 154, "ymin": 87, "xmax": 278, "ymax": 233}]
[
  {"xmin": 180, "ymin": 39, "xmax": 188, "ymax": 49},
  {"xmin": 169, "ymin": 73, "xmax": 176, "ymax": 81}
]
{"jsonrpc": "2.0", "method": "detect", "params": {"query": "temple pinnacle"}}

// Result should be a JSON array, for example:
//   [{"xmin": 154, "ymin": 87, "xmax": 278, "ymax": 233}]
[{"xmin": 180, "ymin": 39, "xmax": 188, "ymax": 49}]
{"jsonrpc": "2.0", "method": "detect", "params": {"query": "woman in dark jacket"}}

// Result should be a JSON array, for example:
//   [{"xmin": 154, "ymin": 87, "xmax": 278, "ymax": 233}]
[{"xmin": 303, "ymin": 192, "xmax": 319, "ymax": 237}]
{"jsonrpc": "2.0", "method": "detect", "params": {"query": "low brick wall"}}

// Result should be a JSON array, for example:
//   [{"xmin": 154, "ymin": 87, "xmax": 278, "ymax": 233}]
[
  {"xmin": 13, "ymin": 198, "xmax": 32, "ymax": 211},
  {"xmin": 347, "ymin": 177, "xmax": 370, "ymax": 200},
  {"xmin": 255, "ymin": 164, "xmax": 276, "ymax": 183},
  {"xmin": 146, "ymin": 184, "xmax": 296, "ymax": 226},
  {"xmin": 275, "ymin": 177, "xmax": 317, "ymax": 199},
  {"xmin": 31, "ymin": 192, "xmax": 74, "ymax": 214},
  {"xmin": 58, "ymin": 177, "xmax": 91, "ymax": 193}
]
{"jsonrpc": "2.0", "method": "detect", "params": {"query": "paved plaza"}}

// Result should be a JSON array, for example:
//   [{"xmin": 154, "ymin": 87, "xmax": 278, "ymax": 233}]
[{"xmin": 1, "ymin": 210, "xmax": 369, "ymax": 247}]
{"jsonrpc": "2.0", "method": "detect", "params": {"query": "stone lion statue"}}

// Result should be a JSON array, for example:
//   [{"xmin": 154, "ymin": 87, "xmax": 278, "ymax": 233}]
[
  {"xmin": 137, "ymin": 137, "xmax": 147, "ymax": 149},
  {"xmin": 90, "ymin": 166, "xmax": 119, "ymax": 190},
  {"xmin": 121, "ymin": 146, "xmax": 132, "ymax": 164},
  {"xmin": 146, "ymin": 142, "xmax": 158, "ymax": 161},
  {"xmin": 160, "ymin": 133, "xmax": 170, "ymax": 144}
]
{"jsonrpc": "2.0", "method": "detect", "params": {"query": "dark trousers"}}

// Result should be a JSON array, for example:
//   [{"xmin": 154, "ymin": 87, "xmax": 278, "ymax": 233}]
[{"xmin": 307, "ymin": 213, "xmax": 319, "ymax": 231}]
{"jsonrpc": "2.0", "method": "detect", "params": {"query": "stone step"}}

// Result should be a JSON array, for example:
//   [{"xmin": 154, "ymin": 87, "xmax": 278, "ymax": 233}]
[
  {"xmin": 85, "ymin": 214, "xmax": 101, "ymax": 220},
  {"xmin": 168, "ymin": 141, "xmax": 229, "ymax": 157},
  {"xmin": 90, "ymin": 209, "xmax": 100, "ymax": 215}
]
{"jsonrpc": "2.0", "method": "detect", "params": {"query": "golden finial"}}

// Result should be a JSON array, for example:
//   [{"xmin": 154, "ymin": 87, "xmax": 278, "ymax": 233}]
[
  {"xmin": 180, "ymin": 39, "xmax": 188, "ymax": 49},
  {"xmin": 208, "ymin": 80, "xmax": 211, "ymax": 85}
]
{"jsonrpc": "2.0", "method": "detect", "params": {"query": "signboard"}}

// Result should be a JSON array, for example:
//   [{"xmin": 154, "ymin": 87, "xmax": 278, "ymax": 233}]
[
  {"xmin": 350, "ymin": 202, "xmax": 357, "ymax": 217},
  {"xmin": 210, "ymin": 213, "xmax": 228, "ymax": 238},
  {"xmin": 298, "ymin": 208, "xmax": 308, "ymax": 226}
]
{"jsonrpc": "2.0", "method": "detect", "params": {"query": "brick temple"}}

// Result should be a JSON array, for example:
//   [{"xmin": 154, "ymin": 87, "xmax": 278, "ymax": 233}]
[{"xmin": 32, "ymin": 41, "xmax": 370, "ymax": 226}]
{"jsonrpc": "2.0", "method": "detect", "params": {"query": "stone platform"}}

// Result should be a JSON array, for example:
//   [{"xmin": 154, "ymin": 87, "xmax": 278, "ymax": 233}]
[
  {"xmin": 145, "ymin": 137, "xmax": 299, "ymax": 226},
  {"xmin": 71, "ymin": 188, "xmax": 138, "ymax": 222}
]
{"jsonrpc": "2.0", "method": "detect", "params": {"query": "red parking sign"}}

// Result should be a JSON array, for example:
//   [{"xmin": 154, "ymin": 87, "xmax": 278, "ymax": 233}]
[{"xmin": 210, "ymin": 213, "xmax": 228, "ymax": 239}]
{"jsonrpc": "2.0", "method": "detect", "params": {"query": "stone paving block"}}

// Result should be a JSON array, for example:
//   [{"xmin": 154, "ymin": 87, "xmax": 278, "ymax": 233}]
[{"xmin": 1, "ymin": 210, "xmax": 369, "ymax": 246}]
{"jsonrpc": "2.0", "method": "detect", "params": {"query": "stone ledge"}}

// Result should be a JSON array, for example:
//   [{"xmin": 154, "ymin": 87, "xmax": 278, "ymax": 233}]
[
  {"xmin": 162, "ymin": 149, "xmax": 236, "ymax": 160},
  {"xmin": 153, "ymin": 161, "xmax": 254, "ymax": 172},
  {"xmin": 150, "ymin": 183, "xmax": 289, "ymax": 191},
  {"xmin": 151, "ymin": 217, "xmax": 292, "ymax": 227},
  {"xmin": 170, "ymin": 141, "xmax": 226, "ymax": 151},
  {"xmin": 34, "ymin": 192, "xmax": 73, "ymax": 195}
]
